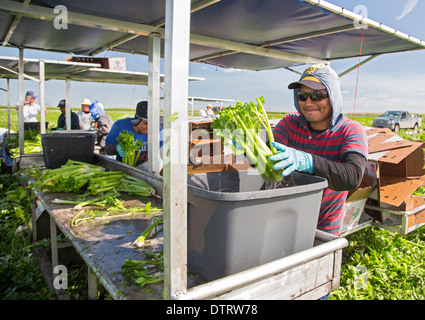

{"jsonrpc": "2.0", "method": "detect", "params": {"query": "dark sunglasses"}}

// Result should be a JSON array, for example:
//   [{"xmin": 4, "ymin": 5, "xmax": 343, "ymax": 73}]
[{"xmin": 298, "ymin": 91, "xmax": 329, "ymax": 102}]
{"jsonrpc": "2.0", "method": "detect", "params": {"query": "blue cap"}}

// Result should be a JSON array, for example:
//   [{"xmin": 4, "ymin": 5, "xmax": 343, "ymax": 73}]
[{"xmin": 25, "ymin": 90, "xmax": 37, "ymax": 99}]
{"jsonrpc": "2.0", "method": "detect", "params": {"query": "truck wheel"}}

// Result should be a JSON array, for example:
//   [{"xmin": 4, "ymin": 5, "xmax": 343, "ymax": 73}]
[
  {"xmin": 413, "ymin": 123, "xmax": 418, "ymax": 132},
  {"xmin": 394, "ymin": 124, "xmax": 400, "ymax": 133}
]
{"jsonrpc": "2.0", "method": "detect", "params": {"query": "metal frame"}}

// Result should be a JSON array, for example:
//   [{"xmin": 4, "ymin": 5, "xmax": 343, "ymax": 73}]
[
  {"xmin": 188, "ymin": 96, "xmax": 234, "ymax": 115},
  {"xmin": 2, "ymin": 54, "xmax": 203, "ymax": 170},
  {"xmin": 162, "ymin": 0, "xmax": 190, "ymax": 299}
]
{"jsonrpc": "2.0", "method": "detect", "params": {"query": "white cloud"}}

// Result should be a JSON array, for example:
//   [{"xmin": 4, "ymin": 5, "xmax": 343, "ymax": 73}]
[
  {"xmin": 395, "ymin": 0, "xmax": 418, "ymax": 21},
  {"xmin": 223, "ymin": 68, "xmax": 245, "ymax": 73},
  {"xmin": 340, "ymin": 71, "xmax": 425, "ymax": 114}
]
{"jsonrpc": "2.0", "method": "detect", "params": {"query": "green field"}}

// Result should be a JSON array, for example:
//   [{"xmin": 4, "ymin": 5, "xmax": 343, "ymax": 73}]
[
  {"xmin": 0, "ymin": 106, "xmax": 390, "ymax": 132},
  {"xmin": 0, "ymin": 106, "xmax": 135, "ymax": 131}
]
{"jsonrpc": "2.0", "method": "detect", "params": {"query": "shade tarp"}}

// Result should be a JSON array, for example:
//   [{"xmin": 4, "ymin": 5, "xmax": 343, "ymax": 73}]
[{"xmin": 0, "ymin": 0, "xmax": 423, "ymax": 71}]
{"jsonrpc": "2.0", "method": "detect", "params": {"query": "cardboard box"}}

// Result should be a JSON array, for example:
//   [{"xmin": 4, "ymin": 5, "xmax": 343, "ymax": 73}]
[
  {"xmin": 341, "ymin": 186, "xmax": 376, "ymax": 232},
  {"xmin": 66, "ymin": 56, "xmax": 127, "ymax": 70},
  {"xmin": 365, "ymin": 195, "xmax": 425, "ymax": 229},
  {"xmin": 105, "ymin": 57, "xmax": 126, "ymax": 71},
  {"xmin": 365, "ymin": 127, "xmax": 425, "ymax": 210}
]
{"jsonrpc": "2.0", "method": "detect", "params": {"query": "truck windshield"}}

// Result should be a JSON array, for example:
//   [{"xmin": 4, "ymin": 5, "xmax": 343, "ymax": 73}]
[{"xmin": 381, "ymin": 111, "xmax": 401, "ymax": 117}]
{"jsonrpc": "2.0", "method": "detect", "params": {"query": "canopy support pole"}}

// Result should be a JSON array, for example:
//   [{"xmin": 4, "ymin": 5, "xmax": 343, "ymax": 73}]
[
  {"xmin": 163, "ymin": 0, "xmax": 190, "ymax": 300},
  {"xmin": 65, "ymin": 77, "xmax": 71, "ymax": 130},
  {"xmin": 7, "ymin": 78, "xmax": 10, "ymax": 136},
  {"xmin": 39, "ymin": 60, "xmax": 46, "ymax": 134},
  {"xmin": 338, "ymin": 54, "xmax": 380, "ymax": 78},
  {"xmin": 148, "ymin": 32, "xmax": 162, "ymax": 174},
  {"xmin": 18, "ymin": 47, "xmax": 24, "ymax": 156}
]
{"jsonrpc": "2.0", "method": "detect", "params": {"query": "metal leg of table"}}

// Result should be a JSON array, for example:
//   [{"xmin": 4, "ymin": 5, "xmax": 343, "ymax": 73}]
[
  {"xmin": 50, "ymin": 215, "xmax": 58, "ymax": 273},
  {"xmin": 88, "ymin": 268, "xmax": 98, "ymax": 300}
]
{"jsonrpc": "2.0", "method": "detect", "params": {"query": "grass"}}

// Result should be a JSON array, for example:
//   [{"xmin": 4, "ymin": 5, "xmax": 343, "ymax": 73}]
[
  {"xmin": 0, "ymin": 171, "xmax": 112, "ymax": 300},
  {"xmin": 331, "ymin": 226, "xmax": 425, "ymax": 300}
]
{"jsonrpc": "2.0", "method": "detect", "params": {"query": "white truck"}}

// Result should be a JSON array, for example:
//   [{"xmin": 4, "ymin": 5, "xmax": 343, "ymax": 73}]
[{"xmin": 372, "ymin": 111, "xmax": 422, "ymax": 132}]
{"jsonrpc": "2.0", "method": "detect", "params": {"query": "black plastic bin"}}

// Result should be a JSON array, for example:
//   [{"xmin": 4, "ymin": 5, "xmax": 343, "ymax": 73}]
[
  {"xmin": 24, "ymin": 122, "xmax": 49, "ymax": 131},
  {"xmin": 41, "ymin": 130, "xmax": 97, "ymax": 169}
]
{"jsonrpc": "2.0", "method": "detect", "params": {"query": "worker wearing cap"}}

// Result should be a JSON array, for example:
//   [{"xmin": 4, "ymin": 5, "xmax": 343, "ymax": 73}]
[
  {"xmin": 16, "ymin": 90, "xmax": 47, "ymax": 123},
  {"xmin": 57, "ymin": 99, "xmax": 81, "ymax": 130},
  {"xmin": 77, "ymin": 98, "xmax": 95, "ymax": 130},
  {"xmin": 269, "ymin": 64, "xmax": 368, "ymax": 236},
  {"xmin": 104, "ymin": 100, "xmax": 163, "ymax": 167}
]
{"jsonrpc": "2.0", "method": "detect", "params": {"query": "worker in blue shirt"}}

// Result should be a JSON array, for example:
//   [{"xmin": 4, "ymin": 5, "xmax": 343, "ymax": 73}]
[{"xmin": 104, "ymin": 101, "xmax": 163, "ymax": 168}]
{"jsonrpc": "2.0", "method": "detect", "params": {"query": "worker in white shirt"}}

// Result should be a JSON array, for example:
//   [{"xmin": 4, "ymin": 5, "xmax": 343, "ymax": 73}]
[
  {"xmin": 77, "ymin": 98, "xmax": 95, "ymax": 130},
  {"xmin": 206, "ymin": 104, "xmax": 215, "ymax": 117},
  {"xmin": 16, "ymin": 90, "xmax": 47, "ymax": 122}
]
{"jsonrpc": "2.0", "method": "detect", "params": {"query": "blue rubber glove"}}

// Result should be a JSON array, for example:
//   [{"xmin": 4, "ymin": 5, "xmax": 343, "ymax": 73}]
[
  {"xmin": 116, "ymin": 144, "xmax": 126, "ymax": 158},
  {"xmin": 269, "ymin": 141, "xmax": 314, "ymax": 176}
]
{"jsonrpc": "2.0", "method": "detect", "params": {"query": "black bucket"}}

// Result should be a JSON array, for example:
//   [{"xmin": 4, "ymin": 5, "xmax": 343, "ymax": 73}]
[{"xmin": 41, "ymin": 130, "xmax": 97, "ymax": 169}]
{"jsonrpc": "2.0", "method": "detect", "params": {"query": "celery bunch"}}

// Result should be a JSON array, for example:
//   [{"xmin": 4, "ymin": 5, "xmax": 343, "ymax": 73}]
[
  {"xmin": 117, "ymin": 130, "xmax": 144, "ymax": 166},
  {"xmin": 87, "ymin": 170, "xmax": 126, "ymax": 194},
  {"xmin": 87, "ymin": 171, "xmax": 156, "ymax": 196},
  {"xmin": 29, "ymin": 159, "xmax": 156, "ymax": 196},
  {"xmin": 211, "ymin": 97, "xmax": 282, "ymax": 182},
  {"xmin": 34, "ymin": 160, "xmax": 104, "ymax": 193},
  {"xmin": 122, "ymin": 251, "xmax": 164, "ymax": 288},
  {"xmin": 6, "ymin": 129, "xmax": 43, "ymax": 157}
]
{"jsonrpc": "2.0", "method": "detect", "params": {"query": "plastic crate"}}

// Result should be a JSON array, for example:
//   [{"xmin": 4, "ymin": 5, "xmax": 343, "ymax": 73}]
[
  {"xmin": 187, "ymin": 170, "xmax": 328, "ymax": 281},
  {"xmin": 41, "ymin": 130, "xmax": 96, "ymax": 169}
]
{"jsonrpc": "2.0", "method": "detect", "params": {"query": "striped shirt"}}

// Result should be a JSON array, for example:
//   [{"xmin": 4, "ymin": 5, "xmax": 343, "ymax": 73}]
[{"xmin": 273, "ymin": 112, "xmax": 368, "ymax": 235}]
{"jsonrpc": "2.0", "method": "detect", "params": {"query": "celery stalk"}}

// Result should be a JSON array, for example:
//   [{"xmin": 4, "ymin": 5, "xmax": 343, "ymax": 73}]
[
  {"xmin": 132, "ymin": 217, "xmax": 163, "ymax": 248},
  {"xmin": 211, "ymin": 97, "xmax": 282, "ymax": 182}
]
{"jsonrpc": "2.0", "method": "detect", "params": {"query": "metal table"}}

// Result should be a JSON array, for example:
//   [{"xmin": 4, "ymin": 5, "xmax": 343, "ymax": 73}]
[
  {"xmin": 34, "ymin": 190, "xmax": 164, "ymax": 300},
  {"xmin": 30, "ymin": 154, "xmax": 348, "ymax": 300}
]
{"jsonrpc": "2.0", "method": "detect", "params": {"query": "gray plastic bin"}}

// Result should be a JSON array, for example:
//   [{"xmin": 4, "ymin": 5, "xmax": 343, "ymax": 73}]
[{"xmin": 187, "ymin": 169, "xmax": 328, "ymax": 282}]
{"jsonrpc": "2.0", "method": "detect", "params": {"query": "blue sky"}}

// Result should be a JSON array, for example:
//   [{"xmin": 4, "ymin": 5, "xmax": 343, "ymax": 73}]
[{"xmin": 1, "ymin": 0, "xmax": 424, "ymax": 114}]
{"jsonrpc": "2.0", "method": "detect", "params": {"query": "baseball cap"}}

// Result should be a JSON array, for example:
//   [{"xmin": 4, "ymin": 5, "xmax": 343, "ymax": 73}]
[
  {"xmin": 288, "ymin": 65, "xmax": 327, "ymax": 90},
  {"xmin": 57, "ymin": 99, "xmax": 66, "ymax": 108},
  {"xmin": 25, "ymin": 90, "xmax": 37, "ymax": 99},
  {"xmin": 131, "ymin": 101, "xmax": 148, "ymax": 126}
]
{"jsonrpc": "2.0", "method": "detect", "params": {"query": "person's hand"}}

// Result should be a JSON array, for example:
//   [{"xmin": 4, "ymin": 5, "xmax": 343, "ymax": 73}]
[
  {"xmin": 116, "ymin": 144, "xmax": 126, "ymax": 157},
  {"xmin": 269, "ymin": 141, "xmax": 313, "ymax": 176}
]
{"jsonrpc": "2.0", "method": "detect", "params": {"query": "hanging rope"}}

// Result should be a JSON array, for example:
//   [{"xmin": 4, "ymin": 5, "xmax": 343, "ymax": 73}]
[
  {"xmin": 216, "ymin": 53, "xmax": 221, "ymax": 71},
  {"xmin": 352, "ymin": 27, "xmax": 365, "ymax": 118},
  {"xmin": 261, "ymin": 41, "xmax": 270, "ymax": 60}
]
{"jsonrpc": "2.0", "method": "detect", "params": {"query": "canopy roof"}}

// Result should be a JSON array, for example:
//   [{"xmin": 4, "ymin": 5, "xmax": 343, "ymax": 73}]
[
  {"xmin": 0, "ymin": 0, "xmax": 424, "ymax": 71},
  {"xmin": 0, "ymin": 55, "xmax": 204, "ymax": 84}
]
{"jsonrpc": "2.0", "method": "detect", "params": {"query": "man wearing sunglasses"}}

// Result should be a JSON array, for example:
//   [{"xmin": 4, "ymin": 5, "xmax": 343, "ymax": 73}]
[{"xmin": 269, "ymin": 64, "xmax": 368, "ymax": 237}]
